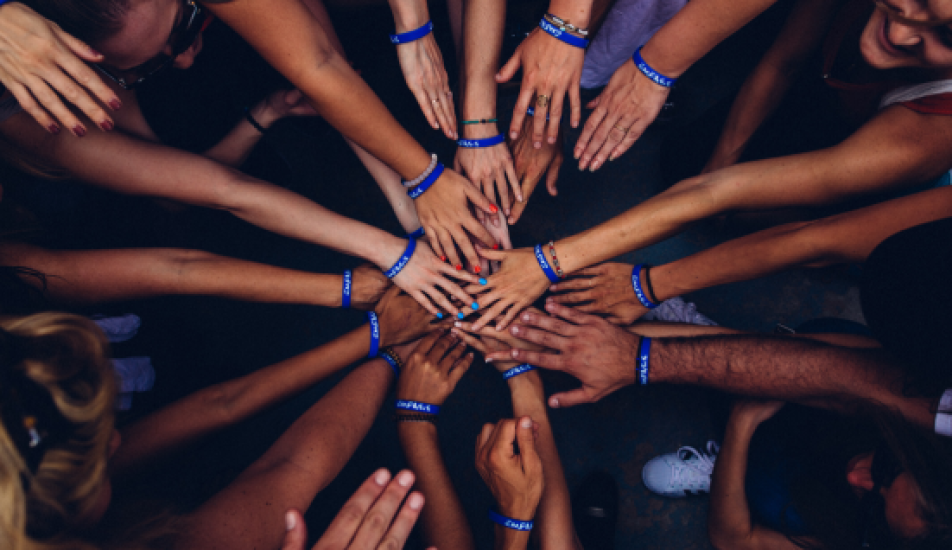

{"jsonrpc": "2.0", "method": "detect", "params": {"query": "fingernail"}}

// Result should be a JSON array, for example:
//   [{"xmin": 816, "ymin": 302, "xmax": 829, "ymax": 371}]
[
  {"xmin": 486, "ymin": 356, "xmax": 494, "ymax": 363},
  {"xmin": 521, "ymin": 417, "xmax": 533, "ymax": 428},
  {"xmin": 574, "ymin": 150, "xmax": 581, "ymax": 159},
  {"xmin": 375, "ymin": 469, "xmax": 391, "ymax": 485},
  {"xmin": 285, "ymin": 511, "xmax": 297, "ymax": 531},
  {"xmin": 548, "ymin": 136, "xmax": 556, "ymax": 144},
  {"xmin": 534, "ymin": 142, "xmax": 541, "ymax": 149},
  {"xmin": 490, "ymin": 204, "xmax": 498, "ymax": 214},
  {"xmin": 397, "ymin": 470, "xmax": 414, "ymax": 487},
  {"xmin": 454, "ymin": 321, "xmax": 463, "ymax": 329},
  {"xmin": 512, "ymin": 326, "xmax": 520, "ymax": 334},
  {"xmin": 436, "ymin": 312, "xmax": 443, "ymax": 319},
  {"xmin": 511, "ymin": 131, "xmax": 518, "ymax": 139},
  {"xmin": 73, "ymin": 125, "xmax": 86, "ymax": 137},
  {"xmin": 89, "ymin": 48, "xmax": 103, "ymax": 57},
  {"xmin": 48, "ymin": 123, "xmax": 60, "ymax": 135},
  {"xmin": 440, "ymin": 255, "xmax": 447, "ymax": 262},
  {"xmin": 108, "ymin": 98, "xmax": 122, "ymax": 111},
  {"xmin": 474, "ymin": 265, "xmax": 481, "ymax": 274},
  {"xmin": 408, "ymin": 493, "xmax": 425, "ymax": 510},
  {"xmin": 457, "ymin": 312, "xmax": 465, "ymax": 320},
  {"xmin": 100, "ymin": 120, "xmax": 114, "ymax": 131},
  {"xmin": 505, "ymin": 208, "xmax": 511, "ymax": 216},
  {"xmin": 522, "ymin": 312, "xmax": 531, "ymax": 321},
  {"xmin": 493, "ymin": 244, "xmax": 499, "ymax": 250},
  {"xmin": 455, "ymin": 264, "xmax": 462, "ymax": 271},
  {"xmin": 609, "ymin": 154, "xmax": 617, "ymax": 162},
  {"xmin": 590, "ymin": 162, "xmax": 600, "ymax": 171},
  {"xmin": 546, "ymin": 302, "xmax": 556, "ymax": 312},
  {"xmin": 551, "ymin": 398, "xmax": 561, "ymax": 408},
  {"xmin": 479, "ymin": 278, "xmax": 487, "ymax": 285},
  {"xmin": 471, "ymin": 303, "xmax": 479, "ymax": 310}
]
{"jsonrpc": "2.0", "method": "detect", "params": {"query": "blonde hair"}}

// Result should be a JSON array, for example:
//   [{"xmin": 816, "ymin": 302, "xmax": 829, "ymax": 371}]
[{"xmin": 0, "ymin": 312, "xmax": 115, "ymax": 550}]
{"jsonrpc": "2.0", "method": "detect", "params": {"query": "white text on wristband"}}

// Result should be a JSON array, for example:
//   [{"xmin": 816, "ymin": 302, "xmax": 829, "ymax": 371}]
[
  {"xmin": 488, "ymin": 509, "xmax": 534, "ymax": 531},
  {"xmin": 632, "ymin": 46, "xmax": 676, "ymax": 88},
  {"xmin": 395, "ymin": 399, "xmax": 440, "ymax": 414},
  {"xmin": 637, "ymin": 336, "xmax": 651, "ymax": 385},
  {"xmin": 503, "ymin": 364, "xmax": 536, "ymax": 380},
  {"xmin": 384, "ymin": 239, "xmax": 416, "ymax": 279},
  {"xmin": 367, "ymin": 311, "xmax": 381, "ymax": 358}
]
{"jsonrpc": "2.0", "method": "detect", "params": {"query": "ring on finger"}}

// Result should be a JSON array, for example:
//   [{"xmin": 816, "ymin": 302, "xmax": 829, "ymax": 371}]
[
  {"xmin": 432, "ymin": 98, "xmax": 440, "ymax": 104},
  {"xmin": 613, "ymin": 124, "xmax": 629, "ymax": 133},
  {"xmin": 536, "ymin": 94, "xmax": 549, "ymax": 108}
]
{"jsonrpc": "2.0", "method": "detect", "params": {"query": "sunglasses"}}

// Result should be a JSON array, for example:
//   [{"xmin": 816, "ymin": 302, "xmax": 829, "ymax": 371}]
[{"xmin": 95, "ymin": 0, "xmax": 207, "ymax": 90}]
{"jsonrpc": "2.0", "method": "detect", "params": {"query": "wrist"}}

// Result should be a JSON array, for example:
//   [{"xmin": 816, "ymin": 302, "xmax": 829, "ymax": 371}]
[
  {"xmin": 389, "ymin": 0, "xmax": 429, "ymax": 32},
  {"xmin": 373, "ymin": 235, "xmax": 409, "ymax": 272},
  {"xmin": 494, "ymin": 524, "xmax": 532, "ymax": 550},
  {"xmin": 639, "ymin": 42, "xmax": 686, "ymax": 80},
  {"xmin": 249, "ymin": 102, "xmax": 278, "ymax": 129},
  {"xmin": 507, "ymin": 370, "xmax": 544, "ymax": 403},
  {"xmin": 546, "ymin": 0, "xmax": 591, "ymax": 28},
  {"xmin": 462, "ymin": 122, "xmax": 501, "ymax": 140}
]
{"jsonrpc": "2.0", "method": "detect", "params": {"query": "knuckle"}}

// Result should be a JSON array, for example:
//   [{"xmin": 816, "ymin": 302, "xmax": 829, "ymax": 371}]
[{"xmin": 378, "ymin": 535, "xmax": 403, "ymax": 550}]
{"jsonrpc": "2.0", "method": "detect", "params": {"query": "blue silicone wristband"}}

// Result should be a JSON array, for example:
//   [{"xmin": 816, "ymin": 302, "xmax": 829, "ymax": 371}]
[
  {"xmin": 342, "ymin": 270, "xmax": 352, "ymax": 309},
  {"xmin": 534, "ymin": 244, "xmax": 560, "ymax": 283},
  {"xmin": 380, "ymin": 352, "xmax": 400, "ymax": 377},
  {"xmin": 502, "ymin": 364, "xmax": 536, "ymax": 380},
  {"xmin": 488, "ymin": 510, "xmax": 534, "ymax": 531},
  {"xmin": 632, "ymin": 46, "xmax": 676, "ymax": 88},
  {"xmin": 457, "ymin": 134, "xmax": 505, "ymax": 148},
  {"xmin": 396, "ymin": 399, "xmax": 440, "ymax": 415},
  {"xmin": 408, "ymin": 227, "xmax": 425, "ymax": 239},
  {"xmin": 367, "ymin": 312, "xmax": 381, "ymax": 358},
  {"xmin": 631, "ymin": 264, "xmax": 660, "ymax": 309},
  {"xmin": 384, "ymin": 239, "xmax": 416, "ymax": 279},
  {"xmin": 637, "ymin": 336, "xmax": 651, "ymax": 385},
  {"xmin": 407, "ymin": 163, "xmax": 444, "ymax": 199},
  {"xmin": 390, "ymin": 21, "xmax": 433, "ymax": 44},
  {"xmin": 539, "ymin": 18, "xmax": 589, "ymax": 49}
]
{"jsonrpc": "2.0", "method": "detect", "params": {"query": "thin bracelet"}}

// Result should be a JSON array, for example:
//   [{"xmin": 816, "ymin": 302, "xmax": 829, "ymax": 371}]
[
  {"xmin": 395, "ymin": 399, "xmax": 440, "ymax": 415},
  {"xmin": 534, "ymin": 244, "xmax": 560, "ymax": 283},
  {"xmin": 395, "ymin": 413, "xmax": 437, "ymax": 424},
  {"xmin": 643, "ymin": 266, "xmax": 660, "ymax": 304},
  {"xmin": 384, "ymin": 239, "xmax": 417, "ymax": 279},
  {"xmin": 502, "ymin": 364, "xmax": 535, "ymax": 380},
  {"xmin": 407, "ymin": 163, "xmax": 445, "ymax": 199},
  {"xmin": 342, "ymin": 270, "xmax": 352, "ymax": 309},
  {"xmin": 547, "ymin": 241, "xmax": 565, "ymax": 278},
  {"xmin": 244, "ymin": 107, "xmax": 267, "ymax": 134},
  {"xmin": 402, "ymin": 153, "xmax": 438, "ymax": 188},
  {"xmin": 539, "ymin": 18, "xmax": 589, "ymax": 49},
  {"xmin": 461, "ymin": 118, "xmax": 498, "ymax": 125},
  {"xmin": 632, "ymin": 46, "xmax": 676, "ymax": 88},
  {"xmin": 379, "ymin": 347, "xmax": 402, "ymax": 377},
  {"xmin": 390, "ymin": 21, "xmax": 433, "ymax": 45},
  {"xmin": 543, "ymin": 13, "xmax": 589, "ymax": 36},
  {"xmin": 457, "ymin": 135, "xmax": 505, "ymax": 148},
  {"xmin": 636, "ymin": 336, "xmax": 651, "ymax": 385},
  {"xmin": 488, "ymin": 510, "xmax": 534, "ymax": 531},
  {"xmin": 631, "ymin": 264, "xmax": 660, "ymax": 309},
  {"xmin": 367, "ymin": 311, "xmax": 381, "ymax": 358}
]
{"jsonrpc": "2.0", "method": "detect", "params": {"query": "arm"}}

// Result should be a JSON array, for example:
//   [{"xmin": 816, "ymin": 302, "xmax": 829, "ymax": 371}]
[
  {"xmin": 703, "ymin": 0, "xmax": 837, "ymax": 172},
  {"xmin": 707, "ymin": 402, "xmax": 802, "ymax": 550},
  {"xmin": 0, "ymin": 242, "xmax": 388, "ymax": 309}
]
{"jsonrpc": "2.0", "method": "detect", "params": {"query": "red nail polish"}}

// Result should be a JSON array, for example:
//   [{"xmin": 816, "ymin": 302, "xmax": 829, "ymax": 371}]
[
  {"xmin": 455, "ymin": 264, "xmax": 462, "ymax": 271},
  {"xmin": 73, "ymin": 125, "xmax": 86, "ymax": 137},
  {"xmin": 440, "ymin": 255, "xmax": 447, "ymax": 262},
  {"xmin": 100, "ymin": 120, "xmax": 114, "ymax": 131},
  {"xmin": 493, "ymin": 244, "xmax": 499, "ymax": 250},
  {"xmin": 108, "ymin": 99, "xmax": 122, "ymax": 111},
  {"xmin": 48, "ymin": 123, "xmax": 60, "ymax": 135},
  {"xmin": 474, "ymin": 265, "xmax": 481, "ymax": 274},
  {"xmin": 490, "ymin": 204, "xmax": 498, "ymax": 214}
]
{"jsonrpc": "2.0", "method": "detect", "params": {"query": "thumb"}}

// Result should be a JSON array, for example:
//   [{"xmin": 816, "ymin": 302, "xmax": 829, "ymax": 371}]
[
  {"xmin": 515, "ymin": 416, "xmax": 541, "ymax": 470},
  {"xmin": 585, "ymin": 94, "xmax": 601, "ymax": 110},
  {"xmin": 281, "ymin": 510, "xmax": 308, "ymax": 550},
  {"xmin": 285, "ymin": 89, "xmax": 304, "ymax": 105},
  {"xmin": 548, "ymin": 388, "xmax": 592, "ymax": 409},
  {"xmin": 496, "ymin": 49, "xmax": 522, "ymax": 83},
  {"xmin": 546, "ymin": 154, "xmax": 562, "ymax": 196},
  {"xmin": 476, "ymin": 246, "xmax": 508, "ymax": 262}
]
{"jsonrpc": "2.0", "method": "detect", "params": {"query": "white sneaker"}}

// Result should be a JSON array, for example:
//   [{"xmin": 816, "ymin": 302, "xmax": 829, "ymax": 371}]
[{"xmin": 642, "ymin": 441, "xmax": 719, "ymax": 497}]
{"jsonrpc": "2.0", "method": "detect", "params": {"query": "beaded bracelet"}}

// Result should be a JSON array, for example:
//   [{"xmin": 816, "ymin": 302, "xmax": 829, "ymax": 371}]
[
  {"xmin": 539, "ymin": 18, "xmax": 589, "ymax": 49},
  {"xmin": 384, "ymin": 239, "xmax": 417, "ymax": 279},
  {"xmin": 367, "ymin": 311, "xmax": 381, "ymax": 358},
  {"xmin": 395, "ymin": 399, "xmax": 440, "ymax": 415},
  {"xmin": 547, "ymin": 241, "xmax": 565, "ymax": 278},
  {"xmin": 458, "ymin": 135, "xmax": 505, "ymax": 148},
  {"xmin": 342, "ymin": 269, "xmax": 352, "ymax": 309},
  {"xmin": 543, "ymin": 13, "xmax": 589, "ymax": 36},
  {"xmin": 636, "ymin": 336, "xmax": 652, "ymax": 385},
  {"xmin": 631, "ymin": 264, "xmax": 660, "ymax": 309},
  {"xmin": 395, "ymin": 413, "xmax": 437, "ymax": 424},
  {"xmin": 379, "ymin": 347, "xmax": 402, "ymax": 377},
  {"xmin": 534, "ymin": 244, "xmax": 560, "ymax": 283},
  {"xmin": 390, "ymin": 21, "xmax": 433, "ymax": 45},
  {"xmin": 632, "ymin": 46, "xmax": 676, "ymax": 88},
  {"xmin": 407, "ymin": 163, "xmax": 445, "ymax": 199},
  {"xmin": 488, "ymin": 510, "xmax": 534, "ymax": 531},
  {"xmin": 461, "ymin": 118, "xmax": 497, "ymax": 125},
  {"xmin": 403, "ymin": 154, "xmax": 438, "ymax": 188},
  {"xmin": 502, "ymin": 364, "xmax": 535, "ymax": 380}
]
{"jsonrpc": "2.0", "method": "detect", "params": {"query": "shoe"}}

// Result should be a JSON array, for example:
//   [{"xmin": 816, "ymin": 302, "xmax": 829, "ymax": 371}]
[
  {"xmin": 642, "ymin": 441, "xmax": 719, "ymax": 497},
  {"xmin": 641, "ymin": 297, "xmax": 717, "ymax": 326},
  {"xmin": 572, "ymin": 471, "xmax": 618, "ymax": 550}
]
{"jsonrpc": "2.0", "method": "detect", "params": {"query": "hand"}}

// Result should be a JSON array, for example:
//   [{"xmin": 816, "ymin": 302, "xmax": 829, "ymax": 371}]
[
  {"xmin": 414, "ymin": 168, "xmax": 498, "ymax": 273},
  {"xmin": 281, "ymin": 468, "xmax": 425, "ymax": 550},
  {"xmin": 388, "ymin": 236, "xmax": 479, "ymax": 318},
  {"xmin": 484, "ymin": 302, "xmax": 640, "ymax": 409},
  {"xmin": 548, "ymin": 263, "xmax": 648, "ymax": 325},
  {"xmin": 473, "ymin": 213, "xmax": 512, "ymax": 275},
  {"xmin": 574, "ymin": 60, "xmax": 670, "ymax": 171},
  {"xmin": 375, "ymin": 284, "xmax": 437, "ymax": 348},
  {"xmin": 497, "ymin": 28, "xmax": 584, "ymax": 147},
  {"xmin": 451, "ymin": 308, "xmax": 550, "ymax": 372},
  {"xmin": 454, "ymin": 124, "xmax": 521, "ymax": 220},
  {"xmin": 475, "ymin": 417, "xmax": 544, "ymax": 521},
  {"xmin": 396, "ymin": 33, "xmax": 457, "ymax": 140},
  {"xmin": 464, "ymin": 246, "xmax": 550, "ymax": 332},
  {"xmin": 350, "ymin": 263, "xmax": 392, "ymax": 311},
  {"xmin": 507, "ymin": 116, "xmax": 563, "ymax": 225},
  {"xmin": 251, "ymin": 89, "xmax": 318, "ymax": 127},
  {"xmin": 730, "ymin": 400, "xmax": 785, "ymax": 427},
  {"xmin": 397, "ymin": 330, "xmax": 474, "ymax": 406},
  {"xmin": 0, "ymin": 3, "xmax": 120, "ymax": 136}
]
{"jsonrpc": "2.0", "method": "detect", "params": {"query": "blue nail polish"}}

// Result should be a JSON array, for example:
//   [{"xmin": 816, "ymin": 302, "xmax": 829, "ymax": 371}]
[
  {"xmin": 457, "ymin": 312, "xmax": 465, "ymax": 319},
  {"xmin": 479, "ymin": 278, "xmax": 487, "ymax": 285},
  {"xmin": 471, "ymin": 302, "xmax": 479, "ymax": 310},
  {"xmin": 436, "ymin": 312, "xmax": 443, "ymax": 319}
]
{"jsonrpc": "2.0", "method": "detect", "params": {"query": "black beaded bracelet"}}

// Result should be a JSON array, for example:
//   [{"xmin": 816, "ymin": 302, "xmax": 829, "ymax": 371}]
[
  {"xmin": 643, "ymin": 265, "xmax": 660, "ymax": 305},
  {"xmin": 244, "ymin": 107, "xmax": 267, "ymax": 134},
  {"xmin": 395, "ymin": 413, "xmax": 437, "ymax": 424}
]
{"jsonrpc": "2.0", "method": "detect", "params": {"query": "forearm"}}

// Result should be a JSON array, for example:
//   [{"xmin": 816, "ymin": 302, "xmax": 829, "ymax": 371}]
[
  {"xmin": 495, "ymin": 526, "xmax": 532, "ymax": 550},
  {"xmin": 388, "ymin": 0, "xmax": 430, "ymax": 32},
  {"xmin": 201, "ymin": 103, "xmax": 275, "ymax": 167},
  {"xmin": 114, "ymin": 324, "xmax": 372, "ymax": 476},
  {"xmin": 460, "ymin": 0, "xmax": 505, "ymax": 123},
  {"xmin": 707, "ymin": 413, "xmax": 758, "ymax": 548},
  {"xmin": 547, "ymin": 0, "xmax": 594, "ymax": 27},
  {"xmin": 347, "ymin": 138, "xmax": 422, "ymax": 234},
  {"xmin": 508, "ymin": 373, "xmax": 579, "ymax": 550},
  {"xmin": 397, "ymin": 423, "xmax": 476, "ymax": 550}
]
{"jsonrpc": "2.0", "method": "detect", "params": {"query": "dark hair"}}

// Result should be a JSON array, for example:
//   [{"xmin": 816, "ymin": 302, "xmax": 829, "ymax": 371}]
[{"xmin": 23, "ymin": 0, "xmax": 130, "ymax": 45}]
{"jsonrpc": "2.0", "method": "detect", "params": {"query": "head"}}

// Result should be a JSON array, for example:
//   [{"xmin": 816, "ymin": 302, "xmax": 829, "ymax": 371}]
[
  {"xmin": 860, "ymin": 0, "xmax": 952, "ymax": 78},
  {"xmin": 0, "ymin": 312, "xmax": 117, "ymax": 550}
]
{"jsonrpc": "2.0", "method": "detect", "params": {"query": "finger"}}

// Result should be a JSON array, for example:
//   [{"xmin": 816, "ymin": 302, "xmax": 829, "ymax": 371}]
[
  {"xmin": 463, "ymin": 173, "xmax": 499, "ymax": 217},
  {"xmin": 424, "ymin": 225, "xmax": 447, "ymax": 263},
  {"xmin": 490, "ymin": 419, "xmax": 518, "ymax": 459},
  {"xmin": 515, "ymin": 416, "xmax": 541, "ymax": 471},
  {"xmin": 503, "ymin": 155, "xmax": 522, "ymax": 203},
  {"xmin": 318, "ymin": 468, "xmax": 391, "ymax": 548},
  {"xmin": 581, "ymin": 114, "xmax": 622, "ymax": 172},
  {"xmin": 575, "ymin": 94, "xmax": 608, "ymax": 161},
  {"xmin": 493, "ymin": 167, "xmax": 511, "ymax": 217},
  {"xmin": 428, "ymin": 331, "xmax": 458, "ymax": 363},
  {"xmin": 569, "ymin": 79, "xmax": 583, "ymax": 129},
  {"xmin": 412, "ymin": 89, "xmax": 441, "ymax": 131},
  {"xmin": 509, "ymin": 321, "xmax": 570, "ymax": 350},
  {"xmin": 531, "ymin": 96, "xmax": 548, "ymax": 148},
  {"xmin": 434, "ymin": 269, "xmax": 478, "ymax": 313},
  {"xmin": 546, "ymin": 300, "xmax": 598, "ymax": 326},
  {"xmin": 609, "ymin": 118, "xmax": 645, "ymax": 161},
  {"xmin": 548, "ymin": 388, "xmax": 594, "ymax": 409},
  {"xmin": 435, "ymin": 227, "xmax": 462, "ymax": 271},
  {"xmin": 414, "ymin": 328, "xmax": 449, "ymax": 358},
  {"xmin": 349, "ymin": 470, "xmax": 416, "ymax": 548},
  {"xmin": 54, "ymin": 41, "xmax": 120, "ymax": 111},
  {"xmin": 55, "ymin": 29, "xmax": 104, "ymax": 62},
  {"xmin": 480, "ymin": 177, "xmax": 499, "ymax": 225},
  {"xmin": 409, "ymin": 287, "xmax": 441, "ymax": 317},
  {"xmin": 508, "ymin": 198, "xmax": 528, "ymax": 225},
  {"xmin": 473, "ymin": 246, "xmax": 508, "ymax": 262},
  {"xmin": 470, "ymin": 296, "xmax": 511, "ymax": 333},
  {"xmin": 549, "ymin": 289, "xmax": 594, "ymax": 304},
  {"xmin": 435, "ymin": 90, "xmax": 457, "ymax": 140},
  {"xmin": 451, "ymin": 328, "xmax": 491, "ymax": 355},
  {"xmin": 281, "ymin": 510, "xmax": 308, "ymax": 550},
  {"xmin": 590, "ymin": 118, "xmax": 631, "ymax": 171},
  {"xmin": 546, "ymin": 152, "xmax": 562, "ymax": 196},
  {"xmin": 462, "ymin": 215, "xmax": 497, "ymax": 253},
  {"xmin": 477, "ymin": 422, "xmax": 496, "ymax": 454},
  {"xmin": 448, "ymin": 351, "xmax": 475, "ymax": 383},
  {"xmin": 506, "ymin": 347, "xmax": 566, "ymax": 371},
  {"xmin": 7, "ymin": 83, "xmax": 58, "ymax": 134},
  {"xmin": 509, "ymin": 84, "xmax": 534, "ymax": 140},
  {"xmin": 42, "ymin": 67, "xmax": 113, "ymax": 130},
  {"xmin": 379, "ymin": 492, "xmax": 425, "ymax": 548},
  {"xmin": 585, "ymin": 94, "xmax": 602, "ymax": 109},
  {"xmin": 422, "ymin": 284, "xmax": 460, "ymax": 317},
  {"xmin": 546, "ymin": 90, "xmax": 564, "ymax": 144},
  {"xmin": 548, "ymin": 275, "xmax": 596, "ymax": 292},
  {"xmin": 431, "ymin": 90, "xmax": 455, "ymax": 138}
]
